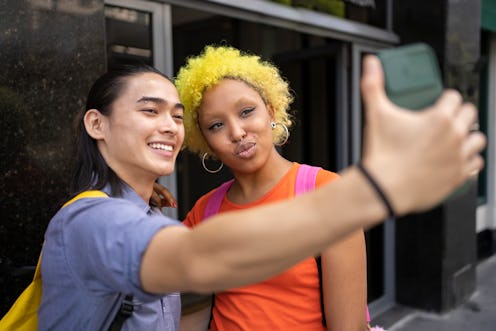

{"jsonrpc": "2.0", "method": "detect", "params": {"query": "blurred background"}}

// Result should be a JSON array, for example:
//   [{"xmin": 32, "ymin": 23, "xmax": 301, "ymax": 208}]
[{"xmin": 1, "ymin": 0, "xmax": 495, "ymax": 328}]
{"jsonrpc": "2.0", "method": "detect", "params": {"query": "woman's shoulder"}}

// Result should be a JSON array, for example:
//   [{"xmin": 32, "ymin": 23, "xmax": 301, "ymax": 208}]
[
  {"xmin": 183, "ymin": 182, "xmax": 229, "ymax": 227},
  {"xmin": 296, "ymin": 163, "xmax": 340, "ymax": 187},
  {"xmin": 317, "ymin": 167, "xmax": 339, "ymax": 179}
]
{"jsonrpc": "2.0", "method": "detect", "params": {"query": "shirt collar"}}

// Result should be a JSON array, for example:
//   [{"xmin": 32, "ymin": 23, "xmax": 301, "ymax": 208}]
[{"xmin": 103, "ymin": 183, "xmax": 153, "ymax": 215}]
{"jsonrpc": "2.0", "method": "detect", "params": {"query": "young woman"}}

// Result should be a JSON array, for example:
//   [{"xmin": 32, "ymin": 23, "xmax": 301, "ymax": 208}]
[
  {"xmin": 37, "ymin": 55, "xmax": 484, "ymax": 331},
  {"xmin": 176, "ymin": 45, "xmax": 367, "ymax": 331}
]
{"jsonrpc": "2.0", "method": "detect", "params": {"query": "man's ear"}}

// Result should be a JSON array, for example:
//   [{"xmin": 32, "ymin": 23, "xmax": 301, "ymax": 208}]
[{"xmin": 84, "ymin": 109, "xmax": 106, "ymax": 140}]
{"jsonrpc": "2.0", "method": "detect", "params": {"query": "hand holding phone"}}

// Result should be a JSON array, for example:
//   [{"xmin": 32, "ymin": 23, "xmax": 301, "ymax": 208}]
[{"xmin": 378, "ymin": 43, "xmax": 471, "ymax": 200}]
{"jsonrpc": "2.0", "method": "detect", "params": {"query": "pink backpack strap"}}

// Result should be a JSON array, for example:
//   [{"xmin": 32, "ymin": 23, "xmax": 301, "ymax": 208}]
[
  {"xmin": 203, "ymin": 179, "xmax": 234, "ymax": 220},
  {"xmin": 295, "ymin": 164, "xmax": 321, "ymax": 195},
  {"xmin": 203, "ymin": 164, "xmax": 320, "ymax": 220}
]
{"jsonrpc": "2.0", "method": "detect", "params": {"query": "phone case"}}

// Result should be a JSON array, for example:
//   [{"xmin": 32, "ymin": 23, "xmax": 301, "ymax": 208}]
[{"xmin": 377, "ymin": 43, "xmax": 443, "ymax": 110}]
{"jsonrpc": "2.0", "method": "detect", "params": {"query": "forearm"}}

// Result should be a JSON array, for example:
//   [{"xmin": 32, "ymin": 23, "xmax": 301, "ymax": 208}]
[{"xmin": 141, "ymin": 166, "xmax": 385, "ymax": 293}]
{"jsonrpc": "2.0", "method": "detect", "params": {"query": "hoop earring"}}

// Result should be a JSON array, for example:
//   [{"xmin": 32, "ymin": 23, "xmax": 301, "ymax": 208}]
[
  {"xmin": 271, "ymin": 122, "xmax": 289, "ymax": 146},
  {"xmin": 202, "ymin": 153, "xmax": 223, "ymax": 174}
]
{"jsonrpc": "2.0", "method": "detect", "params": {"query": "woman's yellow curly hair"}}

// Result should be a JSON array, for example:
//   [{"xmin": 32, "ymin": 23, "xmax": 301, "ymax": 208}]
[{"xmin": 175, "ymin": 45, "xmax": 294, "ymax": 157}]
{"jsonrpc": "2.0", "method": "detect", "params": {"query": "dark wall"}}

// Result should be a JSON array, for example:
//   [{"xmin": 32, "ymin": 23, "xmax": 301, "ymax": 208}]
[
  {"xmin": 393, "ymin": 0, "xmax": 481, "ymax": 312},
  {"xmin": 0, "ymin": 0, "xmax": 106, "ymax": 314}
]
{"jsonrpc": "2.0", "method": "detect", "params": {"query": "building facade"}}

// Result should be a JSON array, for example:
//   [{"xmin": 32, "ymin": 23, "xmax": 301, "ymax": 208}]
[{"xmin": 1, "ymin": 0, "xmax": 495, "ymax": 323}]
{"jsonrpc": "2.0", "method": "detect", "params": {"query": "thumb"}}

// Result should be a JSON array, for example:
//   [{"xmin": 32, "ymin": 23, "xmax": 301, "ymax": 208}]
[{"xmin": 360, "ymin": 55, "xmax": 390, "ymax": 111}]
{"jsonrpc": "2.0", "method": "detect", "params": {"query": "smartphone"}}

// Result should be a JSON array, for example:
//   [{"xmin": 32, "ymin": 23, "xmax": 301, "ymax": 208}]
[{"xmin": 377, "ymin": 43, "xmax": 443, "ymax": 110}]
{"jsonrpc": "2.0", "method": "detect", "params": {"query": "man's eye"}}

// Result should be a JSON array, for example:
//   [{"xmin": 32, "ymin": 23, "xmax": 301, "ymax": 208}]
[{"xmin": 142, "ymin": 108, "xmax": 157, "ymax": 114}]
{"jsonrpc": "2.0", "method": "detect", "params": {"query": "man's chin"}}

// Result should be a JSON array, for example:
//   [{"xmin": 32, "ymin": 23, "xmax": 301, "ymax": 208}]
[{"xmin": 158, "ymin": 165, "xmax": 175, "ymax": 177}]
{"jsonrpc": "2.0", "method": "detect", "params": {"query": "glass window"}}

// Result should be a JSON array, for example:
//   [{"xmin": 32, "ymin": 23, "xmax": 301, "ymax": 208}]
[{"xmin": 105, "ymin": 6, "xmax": 153, "ymax": 69}]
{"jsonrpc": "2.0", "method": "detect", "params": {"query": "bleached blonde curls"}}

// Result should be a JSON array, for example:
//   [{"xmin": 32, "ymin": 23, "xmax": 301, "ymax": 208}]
[{"xmin": 175, "ymin": 45, "xmax": 294, "ymax": 157}]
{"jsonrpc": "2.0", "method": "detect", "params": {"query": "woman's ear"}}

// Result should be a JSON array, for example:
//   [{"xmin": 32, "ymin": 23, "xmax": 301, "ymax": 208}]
[
  {"xmin": 84, "ymin": 109, "xmax": 106, "ymax": 140},
  {"xmin": 267, "ymin": 104, "xmax": 276, "ymax": 122},
  {"xmin": 265, "ymin": 103, "xmax": 276, "ymax": 121}
]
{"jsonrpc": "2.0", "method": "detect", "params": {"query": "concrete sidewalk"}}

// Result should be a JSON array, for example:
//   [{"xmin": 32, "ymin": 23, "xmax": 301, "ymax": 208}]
[{"xmin": 376, "ymin": 255, "xmax": 496, "ymax": 331}]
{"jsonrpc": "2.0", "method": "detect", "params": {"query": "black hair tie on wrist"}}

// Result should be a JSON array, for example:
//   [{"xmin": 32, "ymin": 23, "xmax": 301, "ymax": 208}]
[{"xmin": 356, "ymin": 162, "xmax": 395, "ymax": 219}]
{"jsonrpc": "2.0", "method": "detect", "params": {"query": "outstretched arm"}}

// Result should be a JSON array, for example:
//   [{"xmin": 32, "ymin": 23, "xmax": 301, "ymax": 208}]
[{"xmin": 140, "ymin": 55, "xmax": 486, "ymax": 294}]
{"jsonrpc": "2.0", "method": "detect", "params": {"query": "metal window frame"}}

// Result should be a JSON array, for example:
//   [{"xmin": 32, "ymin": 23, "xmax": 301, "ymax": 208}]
[
  {"xmin": 105, "ymin": 0, "xmax": 174, "ymax": 76},
  {"xmin": 352, "ymin": 42, "xmax": 396, "ymax": 318},
  {"xmin": 161, "ymin": 0, "xmax": 398, "ymax": 46},
  {"xmin": 336, "ymin": 44, "xmax": 350, "ymax": 170},
  {"xmin": 477, "ymin": 33, "xmax": 496, "ymax": 232}
]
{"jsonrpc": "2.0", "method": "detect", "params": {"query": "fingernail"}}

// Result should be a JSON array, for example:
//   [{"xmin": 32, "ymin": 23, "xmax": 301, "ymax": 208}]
[{"xmin": 363, "ymin": 55, "xmax": 379, "ymax": 75}]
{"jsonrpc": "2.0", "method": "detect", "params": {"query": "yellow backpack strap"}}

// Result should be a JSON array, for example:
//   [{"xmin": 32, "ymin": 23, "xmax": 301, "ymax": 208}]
[
  {"xmin": 33, "ymin": 253, "xmax": 42, "ymax": 281},
  {"xmin": 62, "ymin": 190, "xmax": 109, "ymax": 208},
  {"xmin": 33, "ymin": 191, "xmax": 109, "ymax": 280}
]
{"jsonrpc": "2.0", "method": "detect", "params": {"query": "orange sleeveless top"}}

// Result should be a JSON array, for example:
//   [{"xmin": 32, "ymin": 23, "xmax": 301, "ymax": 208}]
[{"xmin": 183, "ymin": 163, "xmax": 339, "ymax": 331}]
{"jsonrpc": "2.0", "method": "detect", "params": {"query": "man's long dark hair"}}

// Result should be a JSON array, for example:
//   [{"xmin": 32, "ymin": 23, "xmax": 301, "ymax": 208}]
[{"xmin": 71, "ymin": 64, "xmax": 170, "ymax": 197}]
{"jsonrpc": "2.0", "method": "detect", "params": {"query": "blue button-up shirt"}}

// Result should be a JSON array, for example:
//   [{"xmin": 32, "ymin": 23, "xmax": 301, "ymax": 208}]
[{"xmin": 39, "ymin": 184, "xmax": 182, "ymax": 330}]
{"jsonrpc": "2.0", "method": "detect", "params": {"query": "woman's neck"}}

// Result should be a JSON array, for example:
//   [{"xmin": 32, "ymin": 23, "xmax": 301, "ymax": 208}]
[{"xmin": 229, "ymin": 151, "xmax": 293, "ymax": 204}]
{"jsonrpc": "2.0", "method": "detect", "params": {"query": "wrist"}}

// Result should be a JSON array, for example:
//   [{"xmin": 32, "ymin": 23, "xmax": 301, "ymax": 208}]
[
  {"xmin": 356, "ymin": 162, "xmax": 395, "ymax": 219},
  {"xmin": 359, "ymin": 158, "xmax": 412, "ymax": 217}
]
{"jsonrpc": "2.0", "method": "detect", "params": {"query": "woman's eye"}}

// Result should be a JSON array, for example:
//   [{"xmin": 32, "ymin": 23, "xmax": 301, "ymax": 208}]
[
  {"xmin": 173, "ymin": 113, "xmax": 184, "ymax": 121},
  {"xmin": 208, "ymin": 122, "xmax": 223, "ymax": 131},
  {"xmin": 241, "ymin": 107, "xmax": 255, "ymax": 117}
]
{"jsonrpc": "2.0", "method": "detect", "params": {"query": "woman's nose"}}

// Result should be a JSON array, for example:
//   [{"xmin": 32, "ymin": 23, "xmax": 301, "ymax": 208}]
[{"xmin": 230, "ymin": 121, "xmax": 246, "ymax": 142}]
